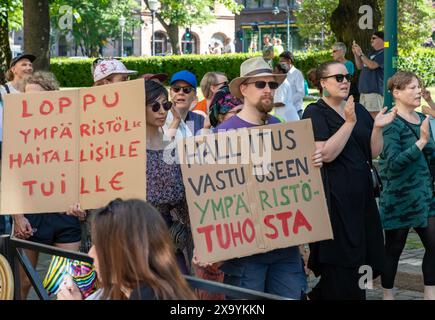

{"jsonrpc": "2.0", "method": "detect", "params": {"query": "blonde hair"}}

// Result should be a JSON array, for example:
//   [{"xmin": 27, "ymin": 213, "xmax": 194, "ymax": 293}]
[{"xmin": 200, "ymin": 72, "xmax": 226, "ymax": 99}]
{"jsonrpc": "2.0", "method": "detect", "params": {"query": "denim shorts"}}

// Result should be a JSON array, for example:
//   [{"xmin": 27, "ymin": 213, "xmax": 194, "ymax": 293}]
[{"xmin": 220, "ymin": 247, "xmax": 307, "ymax": 299}]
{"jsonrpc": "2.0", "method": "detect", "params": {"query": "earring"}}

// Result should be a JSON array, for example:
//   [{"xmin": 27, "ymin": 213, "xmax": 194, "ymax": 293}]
[{"xmin": 323, "ymin": 87, "xmax": 330, "ymax": 97}]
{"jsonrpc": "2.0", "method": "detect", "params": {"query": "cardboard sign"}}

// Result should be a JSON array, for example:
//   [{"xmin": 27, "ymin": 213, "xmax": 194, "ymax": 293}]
[
  {"xmin": 1, "ymin": 79, "xmax": 146, "ymax": 214},
  {"xmin": 178, "ymin": 120, "xmax": 333, "ymax": 263}
]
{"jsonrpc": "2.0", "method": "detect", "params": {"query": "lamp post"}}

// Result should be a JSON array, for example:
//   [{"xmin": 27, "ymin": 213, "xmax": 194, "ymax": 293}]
[
  {"xmin": 119, "ymin": 16, "xmax": 126, "ymax": 56},
  {"xmin": 273, "ymin": 4, "xmax": 291, "ymax": 51},
  {"xmin": 148, "ymin": 0, "xmax": 159, "ymax": 56}
]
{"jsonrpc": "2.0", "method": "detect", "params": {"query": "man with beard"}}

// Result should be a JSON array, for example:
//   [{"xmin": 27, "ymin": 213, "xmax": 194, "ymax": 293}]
[{"xmin": 212, "ymin": 57, "xmax": 323, "ymax": 299}]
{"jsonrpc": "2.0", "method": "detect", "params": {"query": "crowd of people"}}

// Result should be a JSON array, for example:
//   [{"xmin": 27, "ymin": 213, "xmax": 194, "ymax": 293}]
[{"xmin": 1, "ymin": 29, "xmax": 435, "ymax": 300}]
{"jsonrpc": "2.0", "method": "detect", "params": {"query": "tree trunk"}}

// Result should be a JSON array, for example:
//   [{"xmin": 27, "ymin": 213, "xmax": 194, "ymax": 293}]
[
  {"xmin": 166, "ymin": 24, "xmax": 181, "ymax": 55},
  {"xmin": 23, "ymin": 0, "xmax": 50, "ymax": 71},
  {"xmin": 330, "ymin": 0, "xmax": 382, "ymax": 58},
  {"xmin": 0, "ymin": 9, "xmax": 12, "ymax": 84}
]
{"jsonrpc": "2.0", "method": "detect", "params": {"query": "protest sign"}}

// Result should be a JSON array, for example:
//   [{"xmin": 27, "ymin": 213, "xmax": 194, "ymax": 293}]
[
  {"xmin": 1, "ymin": 79, "xmax": 146, "ymax": 214},
  {"xmin": 179, "ymin": 120, "xmax": 333, "ymax": 263}
]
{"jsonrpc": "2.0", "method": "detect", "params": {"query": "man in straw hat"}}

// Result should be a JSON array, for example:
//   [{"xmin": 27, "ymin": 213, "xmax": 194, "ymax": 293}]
[{"xmin": 213, "ymin": 57, "xmax": 323, "ymax": 299}]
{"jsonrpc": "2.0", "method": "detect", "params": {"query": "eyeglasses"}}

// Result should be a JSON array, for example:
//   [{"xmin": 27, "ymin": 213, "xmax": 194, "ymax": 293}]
[
  {"xmin": 245, "ymin": 81, "xmax": 279, "ymax": 90},
  {"xmin": 171, "ymin": 86, "xmax": 194, "ymax": 94},
  {"xmin": 148, "ymin": 101, "xmax": 172, "ymax": 112},
  {"xmin": 321, "ymin": 74, "xmax": 352, "ymax": 83}
]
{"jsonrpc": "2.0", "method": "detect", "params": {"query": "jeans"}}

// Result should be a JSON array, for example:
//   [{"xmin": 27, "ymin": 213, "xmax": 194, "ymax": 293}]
[{"xmin": 220, "ymin": 247, "xmax": 307, "ymax": 299}]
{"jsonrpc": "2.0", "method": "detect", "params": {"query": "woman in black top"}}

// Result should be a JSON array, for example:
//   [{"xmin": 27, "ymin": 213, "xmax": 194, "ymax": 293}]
[{"xmin": 302, "ymin": 61, "xmax": 397, "ymax": 300}]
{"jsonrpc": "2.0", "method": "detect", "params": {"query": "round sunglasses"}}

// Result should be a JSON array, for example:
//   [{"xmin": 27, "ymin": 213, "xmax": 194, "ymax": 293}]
[
  {"xmin": 245, "ymin": 80, "xmax": 279, "ymax": 90},
  {"xmin": 148, "ymin": 101, "xmax": 172, "ymax": 112},
  {"xmin": 321, "ymin": 74, "xmax": 352, "ymax": 83}
]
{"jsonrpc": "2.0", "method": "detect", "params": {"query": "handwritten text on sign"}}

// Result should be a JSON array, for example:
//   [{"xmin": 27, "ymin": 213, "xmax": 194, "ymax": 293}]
[
  {"xmin": 1, "ymin": 79, "xmax": 146, "ymax": 214},
  {"xmin": 179, "ymin": 121, "xmax": 333, "ymax": 264}
]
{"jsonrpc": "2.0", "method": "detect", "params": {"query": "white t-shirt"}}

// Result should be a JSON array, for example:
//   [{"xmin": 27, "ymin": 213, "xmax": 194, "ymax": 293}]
[
  {"xmin": 285, "ymin": 66, "xmax": 305, "ymax": 113},
  {"xmin": 273, "ymin": 78, "xmax": 300, "ymax": 122},
  {"xmin": 0, "ymin": 82, "xmax": 20, "ymax": 142}
]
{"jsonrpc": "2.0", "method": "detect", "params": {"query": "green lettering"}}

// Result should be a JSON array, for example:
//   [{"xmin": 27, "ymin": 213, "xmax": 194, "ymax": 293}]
[{"xmin": 259, "ymin": 190, "xmax": 273, "ymax": 211}]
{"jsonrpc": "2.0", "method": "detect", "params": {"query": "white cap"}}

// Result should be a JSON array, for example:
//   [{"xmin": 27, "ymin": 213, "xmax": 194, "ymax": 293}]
[{"xmin": 93, "ymin": 59, "xmax": 137, "ymax": 82}]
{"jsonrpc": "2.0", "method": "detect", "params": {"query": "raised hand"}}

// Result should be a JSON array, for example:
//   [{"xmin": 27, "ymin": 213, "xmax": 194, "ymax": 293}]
[
  {"xmin": 344, "ymin": 95, "xmax": 357, "ymax": 123},
  {"xmin": 422, "ymin": 88, "xmax": 433, "ymax": 104},
  {"xmin": 374, "ymin": 107, "xmax": 398, "ymax": 128},
  {"xmin": 420, "ymin": 115, "xmax": 431, "ymax": 143}
]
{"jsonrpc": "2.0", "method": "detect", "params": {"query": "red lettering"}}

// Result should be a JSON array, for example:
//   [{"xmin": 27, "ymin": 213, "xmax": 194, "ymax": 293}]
[
  {"xmin": 293, "ymin": 209, "xmax": 312, "ymax": 234},
  {"xmin": 230, "ymin": 220, "xmax": 243, "ymax": 247},
  {"xmin": 109, "ymin": 171, "xmax": 124, "ymax": 191},
  {"xmin": 59, "ymin": 97, "xmax": 72, "ymax": 113},
  {"xmin": 276, "ymin": 211, "xmax": 293, "ymax": 237},
  {"xmin": 41, "ymin": 182, "xmax": 55, "ymax": 196},
  {"xmin": 9, "ymin": 153, "xmax": 22, "ymax": 169},
  {"xmin": 243, "ymin": 218, "xmax": 256, "ymax": 243},
  {"xmin": 22, "ymin": 180, "xmax": 37, "ymax": 196},
  {"xmin": 95, "ymin": 175, "xmax": 106, "ymax": 192},
  {"xmin": 21, "ymin": 100, "xmax": 33, "ymax": 118},
  {"xmin": 102, "ymin": 92, "xmax": 119, "ymax": 108},
  {"xmin": 216, "ymin": 223, "xmax": 231, "ymax": 249},
  {"xmin": 82, "ymin": 94, "xmax": 96, "ymax": 112},
  {"xmin": 64, "ymin": 150, "xmax": 73, "ymax": 162},
  {"xmin": 80, "ymin": 177, "xmax": 90, "ymax": 194},
  {"xmin": 80, "ymin": 124, "xmax": 90, "ymax": 137},
  {"xmin": 197, "ymin": 225, "xmax": 215, "ymax": 253},
  {"xmin": 40, "ymin": 100, "xmax": 54, "ymax": 115},
  {"xmin": 264, "ymin": 215, "xmax": 279, "ymax": 239},
  {"xmin": 129, "ymin": 140, "xmax": 140, "ymax": 157}
]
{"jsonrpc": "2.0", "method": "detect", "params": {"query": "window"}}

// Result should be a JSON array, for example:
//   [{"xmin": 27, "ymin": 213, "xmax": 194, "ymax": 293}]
[{"xmin": 154, "ymin": 31, "xmax": 170, "ymax": 55}]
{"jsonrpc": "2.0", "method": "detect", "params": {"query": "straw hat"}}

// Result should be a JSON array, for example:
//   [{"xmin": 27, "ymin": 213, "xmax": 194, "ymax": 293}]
[{"xmin": 229, "ymin": 57, "xmax": 286, "ymax": 99}]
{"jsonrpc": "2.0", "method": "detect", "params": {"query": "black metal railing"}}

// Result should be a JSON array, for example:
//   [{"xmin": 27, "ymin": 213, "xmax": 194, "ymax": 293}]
[{"xmin": 0, "ymin": 235, "xmax": 288, "ymax": 300}]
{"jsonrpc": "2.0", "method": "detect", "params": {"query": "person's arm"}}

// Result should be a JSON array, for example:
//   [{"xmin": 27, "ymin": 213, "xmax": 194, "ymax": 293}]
[
  {"xmin": 293, "ymin": 71, "xmax": 306, "ymax": 106},
  {"xmin": 371, "ymin": 107, "xmax": 398, "ymax": 158},
  {"xmin": 359, "ymin": 54, "xmax": 380, "ymax": 70},
  {"xmin": 352, "ymin": 44, "xmax": 364, "ymax": 70},
  {"xmin": 316, "ymin": 97, "xmax": 357, "ymax": 163},
  {"xmin": 382, "ymin": 117, "xmax": 429, "ymax": 172}
]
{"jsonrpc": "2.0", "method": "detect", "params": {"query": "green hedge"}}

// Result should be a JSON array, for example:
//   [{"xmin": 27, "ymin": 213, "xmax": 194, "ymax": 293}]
[{"xmin": 50, "ymin": 48, "xmax": 434, "ymax": 88}]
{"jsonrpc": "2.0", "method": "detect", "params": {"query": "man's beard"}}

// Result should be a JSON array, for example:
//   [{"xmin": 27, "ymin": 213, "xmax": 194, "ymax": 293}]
[{"xmin": 254, "ymin": 95, "xmax": 274, "ymax": 114}]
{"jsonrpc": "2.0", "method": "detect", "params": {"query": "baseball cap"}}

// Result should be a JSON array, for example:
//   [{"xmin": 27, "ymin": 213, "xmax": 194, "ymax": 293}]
[
  {"xmin": 139, "ymin": 73, "xmax": 168, "ymax": 82},
  {"xmin": 10, "ymin": 53, "xmax": 36, "ymax": 67},
  {"xmin": 93, "ymin": 59, "xmax": 137, "ymax": 82},
  {"xmin": 170, "ymin": 70, "xmax": 197, "ymax": 88},
  {"xmin": 373, "ymin": 31, "xmax": 384, "ymax": 40}
]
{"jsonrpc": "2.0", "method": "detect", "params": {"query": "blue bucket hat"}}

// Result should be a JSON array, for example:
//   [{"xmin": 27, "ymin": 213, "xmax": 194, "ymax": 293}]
[{"xmin": 170, "ymin": 70, "xmax": 197, "ymax": 88}]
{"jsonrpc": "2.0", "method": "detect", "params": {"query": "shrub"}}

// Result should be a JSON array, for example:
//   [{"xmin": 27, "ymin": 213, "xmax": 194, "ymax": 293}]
[{"xmin": 50, "ymin": 48, "xmax": 434, "ymax": 88}]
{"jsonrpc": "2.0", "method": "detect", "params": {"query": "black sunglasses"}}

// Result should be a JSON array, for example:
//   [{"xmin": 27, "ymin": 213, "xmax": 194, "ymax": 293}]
[
  {"xmin": 171, "ymin": 86, "xmax": 194, "ymax": 94},
  {"xmin": 321, "ymin": 74, "xmax": 352, "ymax": 83},
  {"xmin": 245, "ymin": 81, "xmax": 279, "ymax": 90},
  {"xmin": 148, "ymin": 101, "xmax": 172, "ymax": 112}
]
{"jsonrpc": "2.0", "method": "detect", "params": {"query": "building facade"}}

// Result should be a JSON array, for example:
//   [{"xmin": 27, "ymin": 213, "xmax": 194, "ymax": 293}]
[{"xmin": 235, "ymin": 0, "xmax": 303, "ymax": 53}]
